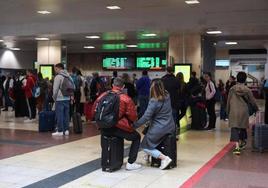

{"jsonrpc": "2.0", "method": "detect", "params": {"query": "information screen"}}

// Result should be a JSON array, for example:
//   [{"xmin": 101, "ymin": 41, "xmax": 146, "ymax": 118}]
[
  {"xmin": 102, "ymin": 57, "xmax": 135, "ymax": 70},
  {"xmin": 40, "ymin": 65, "xmax": 53, "ymax": 80},
  {"xmin": 174, "ymin": 64, "xmax": 192, "ymax": 83},
  {"xmin": 136, "ymin": 53, "xmax": 167, "ymax": 70}
]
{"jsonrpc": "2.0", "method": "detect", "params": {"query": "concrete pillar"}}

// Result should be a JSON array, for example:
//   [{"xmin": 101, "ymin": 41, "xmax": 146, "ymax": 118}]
[
  {"xmin": 168, "ymin": 33, "xmax": 202, "ymax": 77},
  {"xmin": 264, "ymin": 44, "xmax": 268, "ymax": 79},
  {"xmin": 37, "ymin": 40, "xmax": 62, "ymax": 65}
]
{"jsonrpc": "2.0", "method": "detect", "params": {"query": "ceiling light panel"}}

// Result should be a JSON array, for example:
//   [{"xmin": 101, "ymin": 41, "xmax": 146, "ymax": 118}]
[
  {"xmin": 185, "ymin": 0, "xmax": 200, "ymax": 4},
  {"xmin": 126, "ymin": 45, "xmax": 138, "ymax": 48},
  {"xmin": 206, "ymin": 31, "xmax": 222, "ymax": 34},
  {"xmin": 37, "ymin": 10, "xmax": 51, "ymax": 14},
  {"xmin": 9, "ymin": 48, "xmax": 21, "ymax": 51},
  {"xmin": 84, "ymin": 46, "xmax": 95, "ymax": 49},
  {"xmin": 35, "ymin": 37, "xmax": 49, "ymax": 41},
  {"xmin": 225, "ymin": 42, "xmax": 238, "ymax": 45},
  {"xmin": 106, "ymin": 6, "xmax": 121, "ymax": 10},
  {"xmin": 86, "ymin": 36, "xmax": 100, "ymax": 39}
]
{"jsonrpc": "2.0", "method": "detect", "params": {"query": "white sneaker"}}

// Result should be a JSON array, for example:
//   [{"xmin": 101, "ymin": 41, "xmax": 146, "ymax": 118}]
[
  {"xmin": 52, "ymin": 131, "xmax": 64, "ymax": 136},
  {"xmin": 160, "ymin": 156, "xmax": 172, "ymax": 170},
  {"xmin": 24, "ymin": 119, "xmax": 36, "ymax": 123},
  {"xmin": 126, "ymin": 162, "xmax": 142, "ymax": 171},
  {"xmin": 64, "ymin": 130, "xmax": 69, "ymax": 136},
  {"xmin": 143, "ymin": 154, "xmax": 150, "ymax": 163}
]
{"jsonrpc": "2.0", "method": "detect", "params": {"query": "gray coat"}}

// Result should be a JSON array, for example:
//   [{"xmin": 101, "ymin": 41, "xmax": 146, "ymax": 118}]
[{"xmin": 134, "ymin": 95, "xmax": 175, "ymax": 149}]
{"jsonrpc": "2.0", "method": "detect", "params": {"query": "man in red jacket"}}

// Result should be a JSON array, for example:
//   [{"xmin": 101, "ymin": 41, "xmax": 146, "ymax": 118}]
[
  {"xmin": 23, "ymin": 70, "xmax": 37, "ymax": 122},
  {"xmin": 92, "ymin": 77, "xmax": 142, "ymax": 171}
]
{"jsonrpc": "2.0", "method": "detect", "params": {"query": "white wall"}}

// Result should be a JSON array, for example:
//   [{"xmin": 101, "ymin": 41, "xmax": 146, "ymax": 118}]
[
  {"xmin": 0, "ymin": 49, "xmax": 36, "ymax": 69},
  {"xmin": 215, "ymin": 69, "xmax": 230, "ymax": 84}
]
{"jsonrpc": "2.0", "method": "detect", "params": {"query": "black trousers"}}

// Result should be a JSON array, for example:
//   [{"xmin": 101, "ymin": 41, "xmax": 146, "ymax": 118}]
[
  {"xmin": 230, "ymin": 128, "xmax": 247, "ymax": 142},
  {"xmin": 206, "ymin": 99, "xmax": 216, "ymax": 129},
  {"xmin": 101, "ymin": 128, "xmax": 141, "ymax": 164},
  {"xmin": 26, "ymin": 97, "xmax": 36, "ymax": 119}
]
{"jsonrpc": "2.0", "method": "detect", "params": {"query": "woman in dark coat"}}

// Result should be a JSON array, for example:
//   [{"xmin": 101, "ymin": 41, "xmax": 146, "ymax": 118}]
[{"xmin": 134, "ymin": 79, "xmax": 175, "ymax": 170}]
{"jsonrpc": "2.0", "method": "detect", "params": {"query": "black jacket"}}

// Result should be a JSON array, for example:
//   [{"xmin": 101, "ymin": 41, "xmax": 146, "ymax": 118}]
[{"xmin": 162, "ymin": 74, "xmax": 181, "ymax": 109}]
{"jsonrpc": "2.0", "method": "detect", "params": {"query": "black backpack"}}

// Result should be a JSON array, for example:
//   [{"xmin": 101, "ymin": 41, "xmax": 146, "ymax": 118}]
[{"xmin": 95, "ymin": 91, "xmax": 121, "ymax": 129}]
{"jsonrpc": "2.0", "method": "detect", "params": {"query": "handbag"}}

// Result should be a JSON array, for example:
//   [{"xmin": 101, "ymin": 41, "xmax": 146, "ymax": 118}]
[{"xmin": 142, "ymin": 100, "xmax": 164, "ymax": 135}]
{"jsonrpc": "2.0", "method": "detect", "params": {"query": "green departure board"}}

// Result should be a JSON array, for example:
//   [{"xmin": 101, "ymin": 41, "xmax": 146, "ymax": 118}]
[
  {"xmin": 136, "ymin": 57, "xmax": 167, "ymax": 70},
  {"xmin": 102, "ymin": 57, "xmax": 135, "ymax": 70}
]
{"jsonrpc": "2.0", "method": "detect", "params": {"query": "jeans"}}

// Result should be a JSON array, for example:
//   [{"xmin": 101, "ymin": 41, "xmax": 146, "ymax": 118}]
[
  {"xmin": 55, "ymin": 100, "xmax": 70, "ymax": 132},
  {"xmin": 144, "ymin": 148, "xmax": 162, "ymax": 159},
  {"xmin": 138, "ymin": 95, "xmax": 149, "ymax": 118},
  {"xmin": 206, "ymin": 99, "xmax": 216, "ymax": 129},
  {"xmin": 101, "ymin": 128, "xmax": 141, "ymax": 164}
]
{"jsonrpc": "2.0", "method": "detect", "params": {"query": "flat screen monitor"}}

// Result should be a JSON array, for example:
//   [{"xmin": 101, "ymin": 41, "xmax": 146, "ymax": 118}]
[
  {"xmin": 40, "ymin": 65, "xmax": 53, "ymax": 80},
  {"xmin": 216, "ymin": 60, "xmax": 230, "ymax": 67},
  {"xmin": 102, "ymin": 56, "xmax": 135, "ymax": 70},
  {"xmin": 174, "ymin": 64, "xmax": 192, "ymax": 83},
  {"xmin": 136, "ymin": 52, "xmax": 167, "ymax": 70}
]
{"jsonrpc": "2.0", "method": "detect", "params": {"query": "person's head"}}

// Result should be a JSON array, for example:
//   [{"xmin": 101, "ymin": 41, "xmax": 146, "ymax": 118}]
[
  {"xmin": 191, "ymin": 71, "xmax": 197, "ymax": 78},
  {"xmin": 219, "ymin": 79, "xmax": 223, "ymax": 84},
  {"xmin": 112, "ymin": 77, "xmax": 125, "ymax": 89},
  {"xmin": 121, "ymin": 73, "xmax": 130, "ymax": 83},
  {"xmin": 236, "ymin": 72, "xmax": 247, "ymax": 84},
  {"xmin": 26, "ymin": 69, "xmax": 34, "ymax": 76},
  {"xmin": 72, "ymin": 67, "xmax": 78, "ymax": 74},
  {"xmin": 166, "ymin": 66, "xmax": 174, "ymax": 74},
  {"xmin": 37, "ymin": 72, "xmax": 43, "ymax": 80},
  {"xmin": 133, "ymin": 73, "xmax": 137, "ymax": 78},
  {"xmin": 92, "ymin": 72, "xmax": 99, "ymax": 78},
  {"xmin": 113, "ymin": 71, "xmax": 118, "ymax": 78},
  {"xmin": 204, "ymin": 72, "xmax": 212, "ymax": 82},
  {"xmin": 229, "ymin": 76, "xmax": 235, "ymax": 82},
  {"xmin": 176, "ymin": 72, "xmax": 184, "ymax": 83},
  {"xmin": 142, "ymin": 70, "xmax": 148, "ymax": 76},
  {"xmin": 54, "ymin": 63, "xmax": 64, "ymax": 74},
  {"xmin": 150, "ymin": 79, "xmax": 167, "ymax": 101}
]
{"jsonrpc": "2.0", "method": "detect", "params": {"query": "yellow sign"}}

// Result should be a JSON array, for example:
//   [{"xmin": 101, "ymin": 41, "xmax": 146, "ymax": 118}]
[
  {"xmin": 40, "ymin": 66, "xmax": 53, "ymax": 80},
  {"xmin": 174, "ymin": 64, "xmax": 191, "ymax": 83}
]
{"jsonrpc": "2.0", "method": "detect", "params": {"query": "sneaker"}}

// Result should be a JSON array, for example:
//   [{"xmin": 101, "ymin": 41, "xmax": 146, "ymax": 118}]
[
  {"xmin": 160, "ymin": 156, "xmax": 172, "ymax": 170},
  {"xmin": 52, "ymin": 131, "xmax": 64, "ymax": 136},
  {"xmin": 64, "ymin": 130, "xmax": 70, "ymax": 136},
  {"xmin": 126, "ymin": 162, "xmax": 142, "ymax": 171},
  {"xmin": 239, "ymin": 141, "xmax": 247, "ymax": 150},
  {"xmin": 143, "ymin": 154, "xmax": 150, "ymax": 163},
  {"xmin": 233, "ymin": 148, "xmax": 241, "ymax": 155},
  {"xmin": 24, "ymin": 119, "xmax": 36, "ymax": 123}
]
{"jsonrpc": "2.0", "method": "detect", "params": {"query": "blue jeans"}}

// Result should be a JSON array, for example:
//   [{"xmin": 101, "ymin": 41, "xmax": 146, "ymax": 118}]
[
  {"xmin": 144, "ymin": 148, "xmax": 162, "ymax": 159},
  {"xmin": 55, "ymin": 100, "xmax": 70, "ymax": 132},
  {"xmin": 138, "ymin": 95, "xmax": 149, "ymax": 118}
]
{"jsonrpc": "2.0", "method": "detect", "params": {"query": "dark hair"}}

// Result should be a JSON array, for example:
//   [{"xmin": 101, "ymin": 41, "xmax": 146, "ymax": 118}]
[
  {"xmin": 236, "ymin": 72, "xmax": 247, "ymax": 83},
  {"xmin": 204, "ymin": 72, "xmax": 212, "ymax": 78},
  {"xmin": 38, "ymin": 72, "xmax": 43, "ymax": 80},
  {"xmin": 27, "ymin": 69, "xmax": 34, "ymax": 74},
  {"xmin": 113, "ymin": 71, "xmax": 118, "ymax": 77},
  {"xmin": 142, "ymin": 70, "xmax": 148, "ymax": 76},
  {"xmin": 72, "ymin": 67, "xmax": 78, "ymax": 74},
  {"xmin": 55, "ymin": 63, "xmax": 64, "ymax": 70},
  {"xmin": 192, "ymin": 71, "xmax": 197, "ymax": 77},
  {"xmin": 166, "ymin": 66, "xmax": 174, "ymax": 74}
]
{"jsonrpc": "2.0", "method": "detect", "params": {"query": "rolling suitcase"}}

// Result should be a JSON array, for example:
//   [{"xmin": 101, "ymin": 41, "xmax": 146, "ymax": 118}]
[
  {"xmin": 72, "ymin": 112, "xmax": 83, "ymax": 134},
  {"xmin": 39, "ymin": 111, "xmax": 56, "ymax": 132},
  {"xmin": 191, "ymin": 105, "xmax": 207, "ymax": 130},
  {"xmin": 101, "ymin": 135, "xmax": 124, "ymax": 172},
  {"xmin": 151, "ymin": 134, "xmax": 177, "ymax": 169},
  {"xmin": 252, "ymin": 124, "xmax": 268, "ymax": 153}
]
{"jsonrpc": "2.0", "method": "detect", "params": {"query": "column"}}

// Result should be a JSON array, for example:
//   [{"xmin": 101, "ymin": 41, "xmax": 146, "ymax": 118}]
[
  {"xmin": 37, "ymin": 40, "xmax": 62, "ymax": 65},
  {"xmin": 264, "ymin": 44, "xmax": 268, "ymax": 79}
]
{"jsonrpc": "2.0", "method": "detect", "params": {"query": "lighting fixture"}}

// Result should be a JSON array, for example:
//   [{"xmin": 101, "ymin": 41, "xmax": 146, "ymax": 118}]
[
  {"xmin": 35, "ymin": 37, "xmax": 49, "ymax": 41},
  {"xmin": 126, "ymin": 45, "xmax": 137, "ymax": 48},
  {"xmin": 206, "ymin": 31, "xmax": 222, "ymax": 34},
  {"xmin": 142, "ymin": 33, "xmax": 157, "ymax": 37},
  {"xmin": 84, "ymin": 46, "xmax": 95, "ymax": 49},
  {"xmin": 106, "ymin": 6, "xmax": 121, "ymax": 10},
  {"xmin": 85, "ymin": 36, "xmax": 100, "ymax": 39},
  {"xmin": 9, "ymin": 48, "xmax": 21, "ymax": 51},
  {"xmin": 225, "ymin": 42, "xmax": 238, "ymax": 45},
  {"xmin": 185, "ymin": 0, "xmax": 200, "ymax": 5},
  {"xmin": 0, "ymin": 40, "xmax": 3, "ymax": 42},
  {"xmin": 37, "ymin": 10, "xmax": 51, "ymax": 14}
]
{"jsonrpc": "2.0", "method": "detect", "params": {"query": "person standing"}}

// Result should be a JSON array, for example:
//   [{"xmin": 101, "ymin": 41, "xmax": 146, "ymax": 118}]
[
  {"xmin": 52, "ymin": 63, "xmax": 74, "ymax": 136},
  {"xmin": 71, "ymin": 67, "xmax": 83, "ymax": 114},
  {"xmin": 2, "ymin": 74, "xmax": 14, "ymax": 111},
  {"xmin": 122, "ymin": 73, "xmax": 137, "ymax": 100},
  {"xmin": 111, "ymin": 71, "xmax": 118, "ymax": 87},
  {"xmin": 204, "ymin": 72, "xmax": 217, "ymax": 130},
  {"xmin": 136, "ymin": 70, "xmax": 151, "ymax": 118}
]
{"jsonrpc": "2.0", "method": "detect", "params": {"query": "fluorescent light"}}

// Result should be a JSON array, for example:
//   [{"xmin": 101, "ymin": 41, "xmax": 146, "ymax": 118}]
[
  {"xmin": 206, "ymin": 31, "xmax": 222, "ymax": 34},
  {"xmin": 126, "ymin": 45, "xmax": 137, "ymax": 48},
  {"xmin": 0, "ymin": 40, "xmax": 3, "ymax": 42},
  {"xmin": 37, "ymin": 10, "xmax": 51, "ymax": 14},
  {"xmin": 9, "ymin": 48, "xmax": 21, "ymax": 51},
  {"xmin": 225, "ymin": 42, "xmax": 238, "ymax": 45},
  {"xmin": 185, "ymin": 0, "xmax": 200, "ymax": 4},
  {"xmin": 213, "ymin": 43, "xmax": 217, "ymax": 46},
  {"xmin": 84, "ymin": 46, "xmax": 95, "ymax": 49},
  {"xmin": 142, "ymin": 33, "xmax": 157, "ymax": 37},
  {"xmin": 86, "ymin": 35, "xmax": 100, "ymax": 39},
  {"xmin": 35, "ymin": 37, "xmax": 49, "ymax": 41},
  {"xmin": 106, "ymin": 6, "xmax": 121, "ymax": 10}
]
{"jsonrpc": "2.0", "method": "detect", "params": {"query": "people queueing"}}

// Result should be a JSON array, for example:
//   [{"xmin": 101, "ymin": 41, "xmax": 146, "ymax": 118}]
[
  {"xmin": 2, "ymin": 74, "xmax": 14, "ymax": 111},
  {"xmin": 36, "ymin": 72, "xmax": 49, "ymax": 112},
  {"xmin": 227, "ymin": 72, "xmax": 258, "ymax": 155},
  {"xmin": 71, "ymin": 67, "xmax": 83, "ymax": 114},
  {"xmin": 136, "ymin": 70, "xmax": 151, "ymax": 118},
  {"xmin": 92, "ymin": 77, "xmax": 142, "ymax": 170},
  {"xmin": 218, "ymin": 79, "xmax": 227, "ymax": 121},
  {"xmin": 121, "ymin": 73, "xmax": 137, "ymax": 101},
  {"xmin": 111, "ymin": 71, "xmax": 118, "ymax": 87}
]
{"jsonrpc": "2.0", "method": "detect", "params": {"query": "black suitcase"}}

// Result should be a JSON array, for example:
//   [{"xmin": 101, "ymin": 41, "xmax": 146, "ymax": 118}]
[
  {"xmin": 191, "ymin": 106, "xmax": 207, "ymax": 130},
  {"xmin": 39, "ymin": 111, "xmax": 56, "ymax": 132},
  {"xmin": 101, "ymin": 135, "xmax": 124, "ymax": 172},
  {"xmin": 72, "ymin": 112, "xmax": 83, "ymax": 134},
  {"xmin": 252, "ymin": 124, "xmax": 268, "ymax": 153},
  {"xmin": 151, "ymin": 134, "xmax": 177, "ymax": 169}
]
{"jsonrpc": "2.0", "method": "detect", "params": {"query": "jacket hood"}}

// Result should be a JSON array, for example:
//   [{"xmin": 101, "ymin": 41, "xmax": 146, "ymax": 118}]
[
  {"xmin": 58, "ymin": 70, "xmax": 69, "ymax": 77},
  {"xmin": 233, "ymin": 83, "xmax": 248, "ymax": 96}
]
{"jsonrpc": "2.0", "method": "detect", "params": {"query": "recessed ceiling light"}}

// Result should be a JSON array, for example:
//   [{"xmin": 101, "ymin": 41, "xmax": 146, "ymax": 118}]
[
  {"xmin": 106, "ymin": 6, "xmax": 121, "ymax": 10},
  {"xmin": 126, "ymin": 45, "xmax": 137, "ymax": 48},
  {"xmin": 35, "ymin": 37, "xmax": 49, "ymax": 41},
  {"xmin": 9, "ymin": 48, "xmax": 21, "ymax": 51},
  {"xmin": 85, "ymin": 36, "xmax": 100, "ymax": 39},
  {"xmin": 142, "ymin": 33, "xmax": 157, "ymax": 37},
  {"xmin": 0, "ymin": 40, "xmax": 3, "ymax": 42},
  {"xmin": 225, "ymin": 42, "xmax": 238, "ymax": 45},
  {"xmin": 206, "ymin": 31, "xmax": 222, "ymax": 34},
  {"xmin": 213, "ymin": 43, "xmax": 217, "ymax": 46},
  {"xmin": 37, "ymin": 10, "xmax": 51, "ymax": 14},
  {"xmin": 84, "ymin": 46, "xmax": 95, "ymax": 49},
  {"xmin": 185, "ymin": 0, "xmax": 200, "ymax": 5}
]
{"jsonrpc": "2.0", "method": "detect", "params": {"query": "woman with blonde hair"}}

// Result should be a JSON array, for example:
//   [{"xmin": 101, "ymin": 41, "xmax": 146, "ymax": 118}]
[{"xmin": 134, "ymin": 79, "xmax": 175, "ymax": 170}]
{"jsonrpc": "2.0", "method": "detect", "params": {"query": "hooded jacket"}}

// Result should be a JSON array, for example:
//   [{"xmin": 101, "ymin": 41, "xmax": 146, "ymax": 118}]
[
  {"xmin": 227, "ymin": 83, "xmax": 258, "ymax": 129},
  {"xmin": 53, "ymin": 70, "xmax": 71, "ymax": 101}
]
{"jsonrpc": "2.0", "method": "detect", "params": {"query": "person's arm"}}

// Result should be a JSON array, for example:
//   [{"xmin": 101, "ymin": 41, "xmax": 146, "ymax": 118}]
[
  {"xmin": 125, "ymin": 97, "xmax": 138, "ymax": 122},
  {"xmin": 207, "ymin": 82, "xmax": 216, "ymax": 100},
  {"xmin": 248, "ymin": 90, "xmax": 259, "ymax": 111},
  {"xmin": 52, "ymin": 75, "xmax": 61, "ymax": 101}
]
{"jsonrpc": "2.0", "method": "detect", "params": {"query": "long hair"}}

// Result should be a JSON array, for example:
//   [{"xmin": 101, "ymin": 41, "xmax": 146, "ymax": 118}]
[{"xmin": 150, "ymin": 79, "xmax": 168, "ymax": 101}]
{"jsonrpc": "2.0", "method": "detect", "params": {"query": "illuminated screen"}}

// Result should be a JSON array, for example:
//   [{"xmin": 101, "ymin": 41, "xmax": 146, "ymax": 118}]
[
  {"xmin": 40, "ymin": 66, "xmax": 53, "ymax": 80},
  {"xmin": 102, "ymin": 57, "xmax": 135, "ymax": 70},
  {"xmin": 216, "ymin": 60, "xmax": 230, "ymax": 67},
  {"xmin": 174, "ymin": 64, "xmax": 192, "ymax": 83},
  {"xmin": 136, "ymin": 56, "xmax": 167, "ymax": 70}
]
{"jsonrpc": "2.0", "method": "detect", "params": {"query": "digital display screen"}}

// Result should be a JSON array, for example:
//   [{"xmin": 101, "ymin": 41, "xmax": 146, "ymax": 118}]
[
  {"xmin": 40, "ymin": 65, "xmax": 53, "ymax": 80},
  {"xmin": 136, "ymin": 53, "xmax": 167, "ymax": 70},
  {"xmin": 216, "ymin": 60, "xmax": 230, "ymax": 67},
  {"xmin": 102, "ymin": 56, "xmax": 135, "ymax": 70},
  {"xmin": 174, "ymin": 64, "xmax": 192, "ymax": 83}
]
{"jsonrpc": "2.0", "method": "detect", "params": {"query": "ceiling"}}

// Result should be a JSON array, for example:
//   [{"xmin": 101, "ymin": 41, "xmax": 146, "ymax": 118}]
[{"xmin": 0, "ymin": 0, "xmax": 268, "ymax": 51}]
